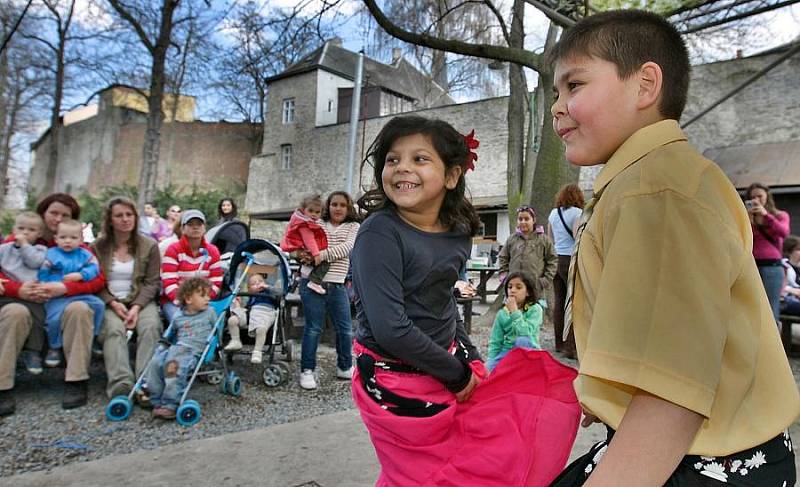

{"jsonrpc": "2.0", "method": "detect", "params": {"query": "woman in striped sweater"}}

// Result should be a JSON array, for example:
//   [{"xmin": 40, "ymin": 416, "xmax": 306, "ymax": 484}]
[{"xmin": 298, "ymin": 191, "xmax": 360, "ymax": 390}]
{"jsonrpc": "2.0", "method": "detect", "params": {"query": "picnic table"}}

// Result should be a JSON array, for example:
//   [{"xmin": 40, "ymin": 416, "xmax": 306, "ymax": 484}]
[
  {"xmin": 466, "ymin": 265, "xmax": 501, "ymax": 303},
  {"xmin": 457, "ymin": 295, "xmax": 481, "ymax": 334}
]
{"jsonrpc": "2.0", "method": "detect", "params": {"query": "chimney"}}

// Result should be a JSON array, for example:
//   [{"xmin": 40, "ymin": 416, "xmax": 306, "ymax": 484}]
[
  {"xmin": 329, "ymin": 37, "xmax": 343, "ymax": 47},
  {"xmin": 392, "ymin": 48, "xmax": 403, "ymax": 64},
  {"xmin": 736, "ymin": 49, "xmax": 743, "ymax": 58}
]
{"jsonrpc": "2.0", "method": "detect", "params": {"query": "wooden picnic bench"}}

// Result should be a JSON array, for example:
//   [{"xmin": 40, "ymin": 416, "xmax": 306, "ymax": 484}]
[{"xmin": 780, "ymin": 314, "xmax": 800, "ymax": 357}]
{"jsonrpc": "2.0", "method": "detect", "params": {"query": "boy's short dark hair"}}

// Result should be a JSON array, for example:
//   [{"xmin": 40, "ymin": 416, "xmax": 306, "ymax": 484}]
[
  {"xmin": 178, "ymin": 277, "xmax": 211, "ymax": 305},
  {"xmin": 548, "ymin": 9, "xmax": 690, "ymax": 120}
]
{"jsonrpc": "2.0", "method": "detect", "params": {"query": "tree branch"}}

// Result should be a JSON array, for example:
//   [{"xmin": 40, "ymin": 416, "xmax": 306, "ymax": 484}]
[
  {"xmin": 363, "ymin": 0, "xmax": 540, "ymax": 71},
  {"xmin": 106, "ymin": 0, "xmax": 155, "ymax": 53}
]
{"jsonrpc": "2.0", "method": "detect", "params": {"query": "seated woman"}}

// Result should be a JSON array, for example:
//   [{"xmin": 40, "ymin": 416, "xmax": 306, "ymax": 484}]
[
  {"xmin": 92, "ymin": 197, "xmax": 162, "ymax": 401},
  {"xmin": 160, "ymin": 210, "xmax": 222, "ymax": 322}
]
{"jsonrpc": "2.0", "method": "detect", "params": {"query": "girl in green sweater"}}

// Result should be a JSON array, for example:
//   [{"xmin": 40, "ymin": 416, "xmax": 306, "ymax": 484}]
[{"xmin": 487, "ymin": 271, "xmax": 543, "ymax": 371}]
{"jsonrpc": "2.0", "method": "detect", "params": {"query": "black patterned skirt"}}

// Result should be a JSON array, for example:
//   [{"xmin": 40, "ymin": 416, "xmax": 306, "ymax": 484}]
[{"xmin": 550, "ymin": 427, "xmax": 795, "ymax": 486}]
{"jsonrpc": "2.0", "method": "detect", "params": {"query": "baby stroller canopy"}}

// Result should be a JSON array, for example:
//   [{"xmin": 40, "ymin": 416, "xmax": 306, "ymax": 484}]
[{"xmin": 206, "ymin": 220, "xmax": 250, "ymax": 256}]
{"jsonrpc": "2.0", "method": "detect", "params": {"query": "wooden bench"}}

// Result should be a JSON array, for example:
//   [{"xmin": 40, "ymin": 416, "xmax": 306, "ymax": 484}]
[
  {"xmin": 457, "ymin": 296, "xmax": 481, "ymax": 334},
  {"xmin": 780, "ymin": 314, "xmax": 800, "ymax": 357}
]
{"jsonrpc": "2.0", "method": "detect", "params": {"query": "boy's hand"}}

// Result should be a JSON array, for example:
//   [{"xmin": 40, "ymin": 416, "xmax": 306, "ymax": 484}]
[
  {"xmin": 63, "ymin": 272, "xmax": 83, "ymax": 282},
  {"xmin": 14, "ymin": 234, "xmax": 27, "ymax": 247}
]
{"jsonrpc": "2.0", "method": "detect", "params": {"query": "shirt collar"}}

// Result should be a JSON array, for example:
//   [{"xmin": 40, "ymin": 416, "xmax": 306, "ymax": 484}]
[{"xmin": 592, "ymin": 119, "xmax": 687, "ymax": 194}]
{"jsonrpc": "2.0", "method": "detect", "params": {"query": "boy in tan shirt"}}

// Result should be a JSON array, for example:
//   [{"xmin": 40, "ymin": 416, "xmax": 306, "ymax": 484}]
[{"xmin": 548, "ymin": 10, "xmax": 799, "ymax": 486}]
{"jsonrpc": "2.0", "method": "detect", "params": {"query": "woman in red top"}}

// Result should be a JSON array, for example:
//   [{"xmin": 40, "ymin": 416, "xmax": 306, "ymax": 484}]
[
  {"xmin": 0, "ymin": 193, "xmax": 105, "ymax": 413},
  {"xmin": 160, "ymin": 209, "xmax": 222, "ymax": 322},
  {"xmin": 746, "ymin": 183, "xmax": 791, "ymax": 322}
]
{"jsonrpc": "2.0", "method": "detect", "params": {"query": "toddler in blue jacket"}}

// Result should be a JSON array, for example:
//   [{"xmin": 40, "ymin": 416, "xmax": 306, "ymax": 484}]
[{"xmin": 38, "ymin": 219, "xmax": 105, "ymax": 367}]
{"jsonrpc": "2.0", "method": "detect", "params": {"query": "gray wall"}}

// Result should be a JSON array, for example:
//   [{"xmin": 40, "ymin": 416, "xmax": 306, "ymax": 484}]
[{"xmin": 248, "ymin": 49, "xmax": 800, "ymax": 216}]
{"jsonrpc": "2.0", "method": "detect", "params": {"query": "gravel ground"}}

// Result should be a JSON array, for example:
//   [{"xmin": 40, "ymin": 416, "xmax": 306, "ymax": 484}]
[{"xmin": 1, "ymin": 303, "xmax": 796, "ymax": 477}]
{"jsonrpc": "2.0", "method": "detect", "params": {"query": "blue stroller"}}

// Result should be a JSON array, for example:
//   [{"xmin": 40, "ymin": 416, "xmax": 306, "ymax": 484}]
[
  {"xmin": 105, "ymin": 251, "xmax": 258, "ymax": 426},
  {"xmin": 221, "ymin": 239, "xmax": 294, "ymax": 388}
]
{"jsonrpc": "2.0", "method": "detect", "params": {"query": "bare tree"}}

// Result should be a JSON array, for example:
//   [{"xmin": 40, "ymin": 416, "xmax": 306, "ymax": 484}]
[
  {"xmin": 363, "ymin": 0, "xmax": 578, "ymax": 228},
  {"xmin": 361, "ymin": 0, "xmax": 509, "ymax": 98},
  {"xmin": 22, "ymin": 0, "xmax": 78, "ymax": 194},
  {"xmin": 1, "ymin": 3, "xmax": 49, "ymax": 206},
  {"xmin": 105, "ymin": 0, "xmax": 186, "ymax": 206}
]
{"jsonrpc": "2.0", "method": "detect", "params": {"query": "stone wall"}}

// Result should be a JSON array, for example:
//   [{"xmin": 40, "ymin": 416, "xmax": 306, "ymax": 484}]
[
  {"xmin": 247, "ymin": 48, "xmax": 800, "ymax": 217},
  {"xmin": 30, "ymin": 106, "xmax": 259, "ymax": 198},
  {"xmin": 246, "ymin": 94, "xmax": 511, "ymax": 214}
]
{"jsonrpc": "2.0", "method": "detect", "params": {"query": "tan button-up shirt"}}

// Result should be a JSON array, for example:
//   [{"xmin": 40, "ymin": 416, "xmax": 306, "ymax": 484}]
[{"xmin": 573, "ymin": 120, "xmax": 800, "ymax": 456}]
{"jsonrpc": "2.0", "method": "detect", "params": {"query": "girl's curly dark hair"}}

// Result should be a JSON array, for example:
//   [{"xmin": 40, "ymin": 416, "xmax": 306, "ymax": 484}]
[{"xmin": 357, "ymin": 115, "xmax": 480, "ymax": 235}]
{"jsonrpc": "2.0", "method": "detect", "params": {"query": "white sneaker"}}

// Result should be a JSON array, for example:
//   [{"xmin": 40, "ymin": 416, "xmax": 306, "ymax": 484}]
[
  {"xmin": 250, "ymin": 350, "xmax": 263, "ymax": 364},
  {"xmin": 307, "ymin": 282, "xmax": 327, "ymax": 295},
  {"xmin": 336, "ymin": 366, "xmax": 354, "ymax": 380},
  {"xmin": 224, "ymin": 339, "xmax": 243, "ymax": 351},
  {"xmin": 299, "ymin": 369, "xmax": 317, "ymax": 390}
]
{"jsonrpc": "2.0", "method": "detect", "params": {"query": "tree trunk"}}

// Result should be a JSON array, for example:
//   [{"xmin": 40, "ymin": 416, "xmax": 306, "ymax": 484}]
[
  {"xmin": 44, "ymin": 32, "xmax": 66, "ymax": 194},
  {"xmin": 505, "ymin": 0, "xmax": 527, "ymax": 232},
  {"xmin": 0, "ymin": 84, "xmax": 21, "ymax": 206},
  {"xmin": 137, "ymin": 0, "xmax": 179, "ymax": 207}
]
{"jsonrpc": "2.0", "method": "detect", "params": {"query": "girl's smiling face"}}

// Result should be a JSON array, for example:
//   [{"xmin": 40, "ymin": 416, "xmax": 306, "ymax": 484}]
[{"xmin": 381, "ymin": 133, "xmax": 460, "ymax": 230}]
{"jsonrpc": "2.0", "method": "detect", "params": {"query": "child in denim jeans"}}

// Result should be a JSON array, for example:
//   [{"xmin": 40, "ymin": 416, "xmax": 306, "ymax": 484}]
[
  {"xmin": 38, "ymin": 219, "xmax": 105, "ymax": 368},
  {"xmin": 487, "ymin": 272, "xmax": 543, "ymax": 371},
  {"xmin": 146, "ymin": 277, "xmax": 217, "ymax": 420}
]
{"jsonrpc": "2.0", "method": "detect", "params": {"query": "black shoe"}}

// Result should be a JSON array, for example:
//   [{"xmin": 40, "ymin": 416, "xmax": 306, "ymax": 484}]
[
  {"xmin": 0, "ymin": 389, "xmax": 15, "ymax": 416},
  {"xmin": 62, "ymin": 380, "xmax": 88, "ymax": 410}
]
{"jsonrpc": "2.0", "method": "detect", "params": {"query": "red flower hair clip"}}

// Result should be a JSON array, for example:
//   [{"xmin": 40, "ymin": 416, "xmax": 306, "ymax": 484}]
[{"xmin": 463, "ymin": 129, "xmax": 479, "ymax": 172}]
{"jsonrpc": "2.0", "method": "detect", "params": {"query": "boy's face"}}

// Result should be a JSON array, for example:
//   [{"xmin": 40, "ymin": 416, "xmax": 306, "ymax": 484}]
[
  {"xmin": 551, "ymin": 55, "xmax": 642, "ymax": 166},
  {"xmin": 55, "ymin": 225, "xmax": 82, "ymax": 252},
  {"xmin": 14, "ymin": 218, "xmax": 42, "ymax": 244},
  {"xmin": 303, "ymin": 204, "xmax": 322, "ymax": 220},
  {"xmin": 185, "ymin": 289, "xmax": 210, "ymax": 311},
  {"xmin": 248, "ymin": 275, "xmax": 266, "ymax": 291}
]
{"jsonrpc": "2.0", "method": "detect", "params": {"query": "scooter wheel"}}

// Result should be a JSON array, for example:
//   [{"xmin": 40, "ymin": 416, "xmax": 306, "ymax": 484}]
[
  {"xmin": 105, "ymin": 396, "xmax": 132, "ymax": 422},
  {"xmin": 176, "ymin": 400, "xmax": 202, "ymax": 427}
]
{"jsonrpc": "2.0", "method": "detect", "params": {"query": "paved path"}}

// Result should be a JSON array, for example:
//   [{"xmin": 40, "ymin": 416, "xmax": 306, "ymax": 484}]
[{"xmin": 1, "ymin": 409, "xmax": 608, "ymax": 487}]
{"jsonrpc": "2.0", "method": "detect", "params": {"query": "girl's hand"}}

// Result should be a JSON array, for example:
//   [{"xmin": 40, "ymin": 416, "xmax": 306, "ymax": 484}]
[
  {"xmin": 454, "ymin": 373, "xmax": 479, "ymax": 403},
  {"xmin": 313, "ymin": 254, "xmax": 322, "ymax": 265},
  {"xmin": 748, "ymin": 203, "xmax": 766, "ymax": 224},
  {"xmin": 506, "ymin": 297, "xmax": 518, "ymax": 313},
  {"xmin": 110, "ymin": 301, "xmax": 128, "ymax": 320},
  {"xmin": 38, "ymin": 282, "xmax": 67, "ymax": 299},
  {"xmin": 0, "ymin": 278, "xmax": 5, "ymax": 295}
]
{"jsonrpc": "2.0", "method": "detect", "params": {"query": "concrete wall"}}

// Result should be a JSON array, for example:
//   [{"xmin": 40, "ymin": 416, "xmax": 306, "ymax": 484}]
[{"xmin": 30, "ymin": 106, "xmax": 258, "ymax": 198}]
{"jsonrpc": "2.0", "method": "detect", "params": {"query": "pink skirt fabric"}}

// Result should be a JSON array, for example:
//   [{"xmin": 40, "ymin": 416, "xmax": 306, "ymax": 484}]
[{"xmin": 352, "ymin": 345, "xmax": 581, "ymax": 487}]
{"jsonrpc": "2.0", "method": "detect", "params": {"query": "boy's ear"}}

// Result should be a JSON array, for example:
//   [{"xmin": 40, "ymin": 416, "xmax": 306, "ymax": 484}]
[
  {"xmin": 445, "ymin": 165, "xmax": 462, "ymax": 190},
  {"xmin": 636, "ymin": 61, "xmax": 663, "ymax": 111}
]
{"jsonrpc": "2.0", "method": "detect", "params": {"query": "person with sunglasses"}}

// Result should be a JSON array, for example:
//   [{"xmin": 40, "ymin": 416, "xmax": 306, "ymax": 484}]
[{"xmin": 498, "ymin": 205, "xmax": 557, "ymax": 308}]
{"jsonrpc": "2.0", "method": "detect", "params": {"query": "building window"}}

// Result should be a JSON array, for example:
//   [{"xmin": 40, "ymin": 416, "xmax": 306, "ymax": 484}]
[
  {"xmin": 328, "ymin": 99, "xmax": 333, "ymax": 112},
  {"xmin": 282, "ymin": 98, "xmax": 295, "ymax": 124},
  {"xmin": 281, "ymin": 144, "xmax": 292, "ymax": 170}
]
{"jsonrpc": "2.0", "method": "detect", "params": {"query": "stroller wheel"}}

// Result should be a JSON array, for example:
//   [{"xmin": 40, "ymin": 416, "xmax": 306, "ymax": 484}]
[
  {"xmin": 262, "ymin": 364, "xmax": 284, "ymax": 387},
  {"xmin": 206, "ymin": 370, "xmax": 224, "ymax": 385},
  {"xmin": 226, "ymin": 374, "xmax": 243, "ymax": 397},
  {"xmin": 176, "ymin": 400, "xmax": 202, "ymax": 427},
  {"xmin": 106, "ymin": 396, "xmax": 132, "ymax": 422},
  {"xmin": 282, "ymin": 340, "xmax": 293, "ymax": 362},
  {"xmin": 275, "ymin": 361, "xmax": 291, "ymax": 378}
]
